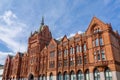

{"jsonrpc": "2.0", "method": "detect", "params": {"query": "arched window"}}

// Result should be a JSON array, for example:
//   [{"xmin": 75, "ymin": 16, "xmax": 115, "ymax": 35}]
[
  {"xmin": 70, "ymin": 71, "xmax": 76, "ymax": 80},
  {"xmin": 50, "ymin": 73, "xmax": 53, "ymax": 80},
  {"xmin": 39, "ymin": 75, "xmax": 42, "ymax": 80},
  {"xmin": 77, "ymin": 70, "xmax": 83, "ymax": 80},
  {"xmin": 105, "ymin": 68, "xmax": 112, "ymax": 80},
  {"xmin": 94, "ymin": 52, "xmax": 97, "ymax": 61},
  {"xmin": 95, "ymin": 38, "xmax": 99, "ymax": 46},
  {"xmin": 94, "ymin": 69, "xmax": 100, "ymax": 80},
  {"xmin": 70, "ymin": 57, "xmax": 74, "ymax": 66},
  {"xmin": 97, "ymin": 50, "xmax": 100, "ymax": 61},
  {"xmin": 100, "ymin": 37, "xmax": 104, "ymax": 45},
  {"xmin": 42, "ymin": 75, "xmax": 46, "ymax": 80},
  {"xmin": 63, "ymin": 71, "xmax": 69, "ymax": 80},
  {"xmin": 85, "ymin": 70, "xmax": 90, "ymax": 80},
  {"xmin": 58, "ymin": 72, "xmax": 62, "ymax": 80},
  {"xmin": 101, "ymin": 50, "xmax": 106, "ymax": 60},
  {"xmin": 76, "ymin": 45, "xmax": 79, "ymax": 53},
  {"xmin": 58, "ymin": 50, "xmax": 62, "ymax": 56},
  {"xmin": 84, "ymin": 44, "xmax": 87, "ymax": 51},
  {"xmin": 79, "ymin": 45, "xmax": 82, "ymax": 52},
  {"xmin": 93, "ymin": 26, "xmax": 101, "ymax": 33},
  {"xmin": 64, "ymin": 49, "xmax": 68, "ymax": 56},
  {"xmin": 70, "ymin": 47, "xmax": 73, "ymax": 54}
]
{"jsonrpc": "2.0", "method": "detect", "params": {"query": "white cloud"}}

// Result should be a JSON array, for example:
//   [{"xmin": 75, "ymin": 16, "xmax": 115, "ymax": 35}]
[
  {"xmin": 0, "ymin": 51, "xmax": 14, "ymax": 56},
  {"xmin": 0, "ymin": 51, "xmax": 14, "ymax": 65},
  {"xmin": 0, "ymin": 10, "xmax": 17, "ymax": 25},
  {"xmin": 78, "ymin": 31, "xmax": 83, "ymax": 34},
  {"xmin": 56, "ymin": 36, "xmax": 64, "ymax": 40},
  {"xmin": 0, "ymin": 10, "xmax": 28, "ymax": 53},
  {"xmin": 68, "ymin": 33, "xmax": 75, "ymax": 38},
  {"xmin": 56, "ymin": 30, "xmax": 83, "ymax": 40},
  {"xmin": 0, "ymin": 10, "xmax": 29, "ymax": 65},
  {"xmin": 68, "ymin": 31, "xmax": 83, "ymax": 38}
]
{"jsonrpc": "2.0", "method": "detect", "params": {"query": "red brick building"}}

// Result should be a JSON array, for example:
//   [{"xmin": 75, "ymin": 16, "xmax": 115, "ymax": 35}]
[{"xmin": 2, "ymin": 17, "xmax": 120, "ymax": 80}]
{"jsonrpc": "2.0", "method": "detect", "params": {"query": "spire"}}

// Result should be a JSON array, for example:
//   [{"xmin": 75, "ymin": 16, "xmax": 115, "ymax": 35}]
[
  {"xmin": 39, "ymin": 16, "xmax": 45, "ymax": 32},
  {"xmin": 30, "ymin": 31, "xmax": 32, "ymax": 36},
  {"xmin": 41, "ymin": 16, "xmax": 44, "ymax": 26}
]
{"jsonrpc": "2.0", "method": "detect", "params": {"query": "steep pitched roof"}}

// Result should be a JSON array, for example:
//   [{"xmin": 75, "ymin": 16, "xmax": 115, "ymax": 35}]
[
  {"xmin": 61, "ymin": 35, "xmax": 68, "ymax": 42},
  {"xmin": 86, "ymin": 16, "xmax": 109, "ymax": 35}
]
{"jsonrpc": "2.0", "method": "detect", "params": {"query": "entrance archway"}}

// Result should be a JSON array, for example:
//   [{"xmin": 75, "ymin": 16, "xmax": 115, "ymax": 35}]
[{"xmin": 28, "ymin": 73, "xmax": 34, "ymax": 80}]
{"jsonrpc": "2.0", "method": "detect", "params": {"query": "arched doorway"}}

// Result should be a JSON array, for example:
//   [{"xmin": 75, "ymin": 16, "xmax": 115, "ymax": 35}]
[
  {"xmin": 49, "ymin": 73, "xmax": 53, "ymax": 80},
  {"xmin": 77, "ymin": 70, "xmax": 83, "ymax": 80},
  {"xmin": 28, "ymin": 73, "xmax": 34, "ymax": 80},
  {"xmin": 105, "ymin": 68, "xmax": 112, "ymax": 80},
  {"xmin": 63, "ymin": 71, "xmax": 69, "ymax": 80},
  {"xmin": 94, "ymin": 68, "xmax": 100, "ymax": 80},
  {"xmin": 58, "ymin": 72, "xmax": 62, "ymax": 80},
  {"xmin": 70, "ymin": 71, "xmax": 76, "ymax": 80},
  {"xmin": 85, "ymin": 69, "xmax": 90, "ymax": 80}
]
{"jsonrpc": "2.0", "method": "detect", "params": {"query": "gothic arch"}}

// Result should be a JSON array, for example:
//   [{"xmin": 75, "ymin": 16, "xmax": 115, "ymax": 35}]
[{"xmin": 28, "ymin": 73, "xmax": 34, "ymax": 80}]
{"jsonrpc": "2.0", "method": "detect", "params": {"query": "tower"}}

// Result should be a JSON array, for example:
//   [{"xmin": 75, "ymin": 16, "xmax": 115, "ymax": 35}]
[{"xmin": 27, "ymin": 17, "xmax": 52, "ymax": 77}]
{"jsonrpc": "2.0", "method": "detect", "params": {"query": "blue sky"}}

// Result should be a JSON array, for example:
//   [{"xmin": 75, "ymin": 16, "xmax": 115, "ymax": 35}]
[{"xmin": 0, "ymin": 0, "xmax": 120, "ymax": 65}]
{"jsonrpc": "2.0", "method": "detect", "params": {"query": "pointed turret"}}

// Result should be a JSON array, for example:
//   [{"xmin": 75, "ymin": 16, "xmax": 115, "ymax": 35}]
[
  {"xmin": 30, "ymin": 31, "xmax": 32, "ymax": 36},
  {"xmin": 39, "ymin": 16, "xmax": 45, "ymax": 32},
  {"xmin": 41, "ymin": 16, "xmax": 44, "ymax": 26}
]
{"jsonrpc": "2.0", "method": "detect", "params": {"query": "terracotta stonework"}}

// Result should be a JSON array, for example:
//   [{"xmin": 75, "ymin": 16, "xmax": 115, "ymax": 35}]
[{"xmin": 2, "ymin": 17, "xmax": 120, "ymax": 80}]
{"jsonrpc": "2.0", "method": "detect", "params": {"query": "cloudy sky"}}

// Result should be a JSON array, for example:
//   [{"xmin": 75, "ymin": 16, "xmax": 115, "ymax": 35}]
[{"xmin": 0, "ymin": 0, "xmax": 120, "ymax": 65}]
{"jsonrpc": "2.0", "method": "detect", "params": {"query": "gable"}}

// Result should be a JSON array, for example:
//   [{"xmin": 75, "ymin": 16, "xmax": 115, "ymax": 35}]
[
  {"xmin": 86, "ymin": 17, "xmax": 108, "ymax": 35},
  {"xmin": 48, "ymin": 38, "xmax": 57, "ymax": 49},
  {"xmin": 61, "ymin": 35, "xmax": 68, "ymax": 42},
  {"xmin": 74, "ymin": 33, "xmax": 80, "ymax": 38}
]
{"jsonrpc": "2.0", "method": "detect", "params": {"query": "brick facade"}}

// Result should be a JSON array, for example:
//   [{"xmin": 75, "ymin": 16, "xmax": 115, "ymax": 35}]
[{"xmin": 2, "ymin": 17, "xmax": 120, "ymax": 80}]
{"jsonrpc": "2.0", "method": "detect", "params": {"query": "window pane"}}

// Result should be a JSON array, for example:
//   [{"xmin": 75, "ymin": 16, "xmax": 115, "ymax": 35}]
[
  {"xmin": 73, "ymin": 47, "xmax": 75, "ymax": 54},
  {"xmin": 64, "ymin": 72, "xmax": 68, "ymax": 80},
  {"xmin": 101, "ymin": 50, "xmax": 106, "ymax": 60},
  {"xmin": 50, "ymin": 51, "xmax": 55, "ymax": 57},
  {"xmin": 105, "ymin": 69, "xmax": 112, "ymax": 80},
  {"xmin": 58, "ymin": 50, "xmax": 61, "ymax": 56},
  {"xmin": 58, "ymin": 73, "xmax": 62, "ymax": 80},
  {"xmin": 100, "ymin": 38, "xmax": 104, "ymax": 45},
  {"xmin": 93, "ymin": 40, "xmax": 95, "ymax": 47},
  {"xmin": 80, "ymin": 46, "xmax": 82, "ymax": 52},
  {"xmin": 96, "ymin": 38, "xmax": 99, "ymax": 46},
  {"xmin": 77, "ymin": 71, "xmax": 83, "ymax": 80},
  {"xmin": 98, "ymin": 54, "xmax": 100, "ymax": 60},
  {"xmin": 84, "ymin": 44, "xmax": 86, "ymax": 51},
  {"xmin": 64, "ymin": 49, "xmax": 68, "ymax": 56},
  {"xmin": 85, "ymin": 70, "xmax": 90, "ymax": 80},
  {"xmin": 94, "ymin": 69, "xmax": 100, "ymax": 80},
  {"xmin": 70, "ymin": 47, "xmax": 73, "ymax": 54},
  {"xmin": 76, "ymin": 45, "xmax": 79, "ymax": 53}
]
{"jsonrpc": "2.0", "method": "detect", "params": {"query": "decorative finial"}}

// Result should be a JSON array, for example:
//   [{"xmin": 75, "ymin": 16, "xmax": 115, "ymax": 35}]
[{"xmin": 41, "ymin": 16, "xmax": 44, "ymax": 26}]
